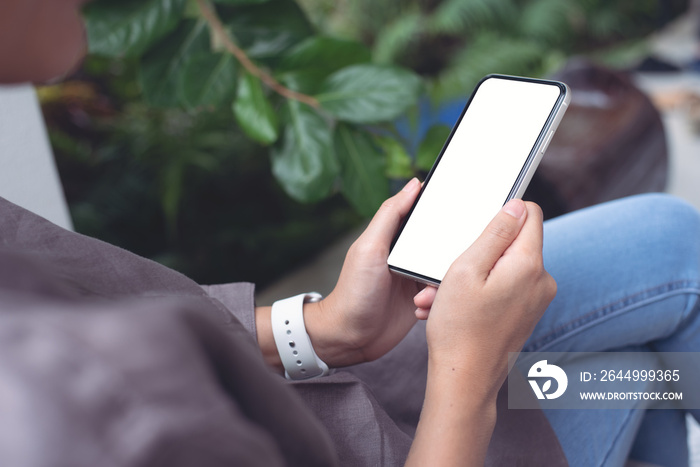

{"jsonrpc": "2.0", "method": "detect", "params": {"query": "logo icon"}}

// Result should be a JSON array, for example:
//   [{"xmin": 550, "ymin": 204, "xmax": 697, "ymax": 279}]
[{"xmin": 528, "ymin": 360, "xmax": 568, "ymax": 400}]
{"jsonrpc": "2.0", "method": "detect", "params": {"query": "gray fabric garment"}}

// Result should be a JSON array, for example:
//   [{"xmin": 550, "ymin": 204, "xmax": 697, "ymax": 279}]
[
  {"xmin": 0, "ymin": 196, "xmax": 567, "ymax": 466},
  {"xmin": 0, "ymin": 198, "xmax": 337, "ymax": 467}
]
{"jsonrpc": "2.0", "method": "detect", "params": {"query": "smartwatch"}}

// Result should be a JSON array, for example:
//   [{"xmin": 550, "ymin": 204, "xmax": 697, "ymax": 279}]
[{"xmin": 271, "ymin": 292, "xmax": 331, "ymax": 380}]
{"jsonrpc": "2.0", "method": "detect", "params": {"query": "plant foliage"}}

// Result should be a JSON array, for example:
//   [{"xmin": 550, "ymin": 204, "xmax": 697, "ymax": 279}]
[
  {"xmin": 49, "ymin": 0, "xmax": 687, "ymax": 286},
  {"xmin": 83, "ymin": 0, "xmax": 429, "ymax": 216},
  {"xmin": 302, "ymin": 0, "xmax": 687, "ymax": 101}
]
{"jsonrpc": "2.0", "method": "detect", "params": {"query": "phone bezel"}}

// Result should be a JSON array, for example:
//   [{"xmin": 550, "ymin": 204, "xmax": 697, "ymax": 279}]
[{"xmin": 387, "ymin": 74, "xmax": 570, "ymax": 286}]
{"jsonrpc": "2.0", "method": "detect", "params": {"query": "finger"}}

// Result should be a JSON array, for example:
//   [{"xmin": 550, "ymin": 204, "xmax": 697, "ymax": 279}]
[
  {"xmin": 414, "ymin": 285, "xmax": 438, "ymax": 309},
  {"xmin": 511, "ymin": 202, "xmax": 544, "ymax": 254},
  {"xmin": 415, "ymin": 308, "xmax": 430, "ymax": 320},
  {"xmin": 362, "ymin": 177, "xmax": 421, "ymax": 247},
  {"xmin": 459, "ymin": 198, "xmax": 528, "ymax": 277},
  {"xmin": 501, "ymin": 202, "xmax": 544, "ymax": 263}
]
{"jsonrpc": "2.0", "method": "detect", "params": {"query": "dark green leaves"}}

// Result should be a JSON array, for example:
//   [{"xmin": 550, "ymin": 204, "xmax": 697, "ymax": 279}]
[
  {"xmin": 138, "ymin": 20, "xmax": 237, "ymax": 109},
  {"xmin": 378, "ymin": 136, "xmax": 413, "ymax": 179},
  {"xmin": 276, "ymin": 37, "xmax": 372, "ymax": 95},
  {"xmin": 138, "ymin": 20, "xmax": 209, "ymax": 107},
  {"xmin": 271, "ymin": 102, "xmax": 337, "ymax": 202},
  {"xmin": 316, "ymin": 65, "xmax": 423, "ymax": 123},
  {"xmin": 83, "ymin": 0, "xmax": 427, "ymax": 217},
  {"xmin": 280, "ymin": 37, "xmax": 371, "ymax": 76},
  {"xmin": 334, "ymin": 125, "xmax": 389, "ymax": 216},
  {"xmin": 180, "ymin": 53, "xmax": 238, "ymax": 109},
  {"xmin": 85, "ymin": 0, "xmax": 187, "ymax": 58},
  {"xmin": 220, "ymin": 0, "xmax": 314, "ymax": 59},
  {"xmin": 213, "ymin": 0, "xmax": 270, "ymax": 4},
  {"xmin": 416, "ymin": 124, "xmax": 451, "ymax": 170},
  {"xmin": 233, "ymin": 72, "xmax": 279, "ymax": 145}
]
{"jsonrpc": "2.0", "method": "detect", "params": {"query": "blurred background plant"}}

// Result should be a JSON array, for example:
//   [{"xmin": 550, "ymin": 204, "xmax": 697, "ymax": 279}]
[
  {"xmin": 41, "ymin": 0, "xmax": 688, "ymax": 287},
  {"xmin": 303, "ymin": 0, "xmax": 688, "ymax": 101}
]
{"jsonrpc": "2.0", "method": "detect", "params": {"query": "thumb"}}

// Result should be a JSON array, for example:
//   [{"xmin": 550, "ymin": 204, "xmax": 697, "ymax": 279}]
[
  {"xmin": 461, "ymin": 198, "xmax": 528, "ymax": 277},
  {"xmin": 362, "ymin": 177, "xmax": 421, "ymax": 247}
]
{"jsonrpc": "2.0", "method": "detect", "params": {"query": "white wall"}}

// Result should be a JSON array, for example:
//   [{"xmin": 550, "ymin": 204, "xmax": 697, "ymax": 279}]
[{"xmin": 0, "ymin": 84, "xmax": 73, "ymax": 230}]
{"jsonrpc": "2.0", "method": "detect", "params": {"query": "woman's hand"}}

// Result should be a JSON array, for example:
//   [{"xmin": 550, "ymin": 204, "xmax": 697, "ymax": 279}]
[
  {"xmin": 303, "ymin": 178, "xmax": 425, "ymax": 368},
  {"xmin": 422, "ymin": 199, "xmax": 556, "ymax": 389},
  {"xmin": 255, "ymin": 178, "xmax": 423, "ymax": 371},
  {"xmin": 406, "ymin": 199, "xmax": 557, "ymax": 466}
]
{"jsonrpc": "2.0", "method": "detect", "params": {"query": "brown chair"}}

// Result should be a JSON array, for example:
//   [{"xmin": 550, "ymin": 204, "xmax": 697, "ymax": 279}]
[{"xmin": 525, "ymin": 59, "xmax": 668, "ymax": 219}]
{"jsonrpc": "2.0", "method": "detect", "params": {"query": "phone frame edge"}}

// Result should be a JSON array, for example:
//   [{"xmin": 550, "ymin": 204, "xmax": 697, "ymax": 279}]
[{"xmin": 387, "ymin": 75, "xmax": 571, "ymax": 286}]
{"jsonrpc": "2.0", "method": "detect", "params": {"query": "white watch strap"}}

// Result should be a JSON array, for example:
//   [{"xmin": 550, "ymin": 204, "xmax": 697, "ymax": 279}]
[{"xmin": 271, "ymin": 292, "xmax": 331, "ymax": 380}]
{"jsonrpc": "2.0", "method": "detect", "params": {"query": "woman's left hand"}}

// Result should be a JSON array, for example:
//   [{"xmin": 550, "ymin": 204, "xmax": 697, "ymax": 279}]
[{"xmin": 304, "ymin": 178, "xmax": 425, "ymax": 367}]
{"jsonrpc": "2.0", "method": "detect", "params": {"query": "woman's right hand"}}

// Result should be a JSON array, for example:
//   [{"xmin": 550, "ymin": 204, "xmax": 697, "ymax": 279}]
[
  {"xmin": 421, "ymin": 198, "xmax": 557, "ymax": 394},
  {"xmin": 406, "ymin": 199, "xmax": 557, "ymax": 466}
]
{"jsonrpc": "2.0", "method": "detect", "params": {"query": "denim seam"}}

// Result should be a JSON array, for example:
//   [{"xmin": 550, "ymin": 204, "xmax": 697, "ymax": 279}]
[
  {"xmin": 525, "ymin": 280, "xmax": 700, "ymax": 353},
  {"xmin": 600, "ymin": 404, "xmax": 638, "ymax": 467}
]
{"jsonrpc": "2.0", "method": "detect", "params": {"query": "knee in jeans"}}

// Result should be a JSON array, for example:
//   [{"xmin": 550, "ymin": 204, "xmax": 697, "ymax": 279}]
[{"xmin": 628, "ymin": 193, "xmax": 700, "ymax": 252}]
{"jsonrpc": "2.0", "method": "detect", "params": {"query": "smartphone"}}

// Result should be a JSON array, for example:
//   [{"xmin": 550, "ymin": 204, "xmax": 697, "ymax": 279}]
[{"xmin": 387, "ymin": 74, "xmax": 570, "ymax": 285}]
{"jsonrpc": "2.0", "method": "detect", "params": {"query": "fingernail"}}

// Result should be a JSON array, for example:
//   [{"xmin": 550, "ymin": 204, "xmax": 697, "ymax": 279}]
[
  {"xmin": 402, "ymin": 177, "xmax": 419, "ymax": 193},
  {"xmin": 503, "ymin": 199, "xmax": 525, "ymax": 219}
]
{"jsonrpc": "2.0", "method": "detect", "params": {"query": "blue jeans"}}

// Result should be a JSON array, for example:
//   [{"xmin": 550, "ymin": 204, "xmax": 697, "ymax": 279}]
[{"xmin": 528, "ymin": 193, "xmax": 700, "ymax": 466}]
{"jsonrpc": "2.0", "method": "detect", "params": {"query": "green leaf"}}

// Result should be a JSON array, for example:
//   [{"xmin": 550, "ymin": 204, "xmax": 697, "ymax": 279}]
[
  {"xmin": 139, "ymin": 20, "xmax": 209, "ymax": 107},
  {"xmin": 416, "ymin": 125, "xmax": 451, "ymax": 171},
  {"xmin": 426, "ymin": 0, "xmax": 511, "ymax": 35},
  {"xmin": 276, "ymin": 37, "xmax": 371, "ymax": 94},
  {"xmin": 519, "ymin": 0, "xmax": 577, "ymax": 44},
  {"xmin": 276, "ymin": 70, "xmax": 328, "ymax": 95},
  {"xmin": 376, "ymin": 136, "xmax": 413, "ymax": 178},
  {"xmin": 279, "ymin": 37, "xmax": 371, "ymax": 75},
  {"xmin": 214, "ymin": 0, "xmax": 269, "ymax": 4},
  {"xmin": 316, "ymin": 65, "xmax": 423, "ymax": 124},
  {"xmin": 373, "ymin": 11, "xmax": 422, "ymax": 64},
  {"xmin": 271, "ymin": 102, "xmax": 337, "ymax": 202},
  {"xmin": 220, "ymin": 0, "xmax": 314, "ymax": 59},
  {"xmin": 179, "ymin": 52, "xmax": 237, "ymax": 109},
  {"xmin": 334, "ymin": 125, "xmax": 389, "ymax": 217},
  {"xmin": 232, "ymin": 72, "xmax": 278, "ymax": 145},
  {"xmin": 84, "ymin": 0, "xmax": 187, "ymax": 58},
  {"xmin": 429, "ymin": 34, "xmax": 545, "ymax": 102}
]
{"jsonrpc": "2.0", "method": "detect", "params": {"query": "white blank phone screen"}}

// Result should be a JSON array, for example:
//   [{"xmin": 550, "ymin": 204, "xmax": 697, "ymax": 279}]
[{"xmin": 387, "ymin": 77, "xmax": 562, "ymax": 282}]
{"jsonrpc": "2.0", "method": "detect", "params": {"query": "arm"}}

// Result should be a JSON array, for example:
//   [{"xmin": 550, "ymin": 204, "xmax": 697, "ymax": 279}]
[
  {"xmin": 407, "ymin": 200, "xmax": 556, "ymax": 465},
  {"xmin": 254, "ymin": 184, "xmax": 554, "ymax": 465},
  {"xmin": 408, "ymin": 365, "xmax": 497, "ymax": 466},
  {"xmin": 254, "ymin": 300, "xmax": 353, "ymax": 371},
  {"xmin": 255, "ymin": 177, "xmax": 425, "ymax": 371}
]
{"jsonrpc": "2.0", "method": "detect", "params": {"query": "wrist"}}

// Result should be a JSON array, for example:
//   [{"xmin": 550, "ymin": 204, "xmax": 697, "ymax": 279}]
[
  {"xmin": 408, "ymin": 363, "xmax": 498, "ymax": 466},
  {"xmin": 424, "ymin": 376, "xmax": 497, "ymax": 431},
  {"xmin": 257, "ymin": 293, "xmax": 371, "ymax": 373},
  {"xmin": 427, "ymin": 353, "xmax": 505, "ymax": 406},
  {"xmin": 303, "ymin": 295, "xmax": 366, "ymax": 368},
  {"xmin": 270, "ymin": 293, "xmax": 334, "ymax": 380},
  {"xmin": 255, "ymin": 305, "xmax": 283, "ymax": 372}
]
